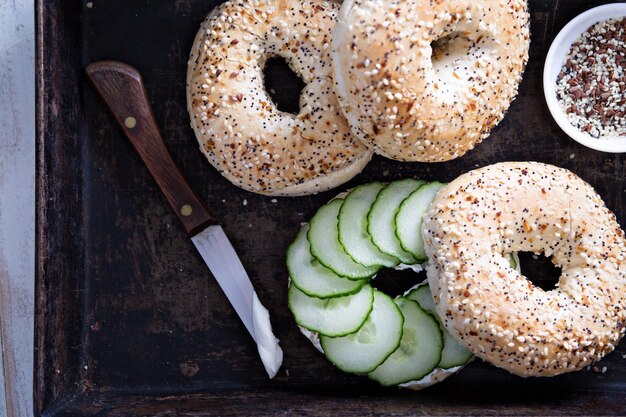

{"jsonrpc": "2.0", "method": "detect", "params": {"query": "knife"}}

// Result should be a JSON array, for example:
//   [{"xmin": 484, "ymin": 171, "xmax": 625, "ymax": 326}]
[{"xmin": 85, "ymin": 61, "xmax": 283, "ymax": 378}]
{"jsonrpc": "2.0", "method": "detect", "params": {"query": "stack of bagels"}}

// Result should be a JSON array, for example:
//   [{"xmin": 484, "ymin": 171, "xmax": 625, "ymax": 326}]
[{"xmin": 187, "ymin": 0, "xmax": 530, "ymax": 196}]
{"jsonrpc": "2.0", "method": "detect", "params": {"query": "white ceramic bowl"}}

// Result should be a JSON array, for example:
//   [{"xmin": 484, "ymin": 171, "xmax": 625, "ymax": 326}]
[{"xmin": 543, "ymin": 3, "xmax": 626, "ymax": 153}]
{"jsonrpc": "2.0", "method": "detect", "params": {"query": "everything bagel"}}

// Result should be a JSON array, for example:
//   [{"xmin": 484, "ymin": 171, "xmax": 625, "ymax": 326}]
[
  {"xmin": 332, "ymin": 0, "xmax": 529, "ymax": 162},
  {"xmin": 187, "ymin": 0, "xmax": 372, "ymax": 196},
  {"xmin": 423, "ymin": 162, "xmax": 626, "ymax": 377}
]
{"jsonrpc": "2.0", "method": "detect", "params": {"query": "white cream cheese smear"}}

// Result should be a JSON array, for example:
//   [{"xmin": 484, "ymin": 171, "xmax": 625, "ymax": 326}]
[{"xmin": 252, "ymin": 292, "xmax": 283, "ymax": 378}]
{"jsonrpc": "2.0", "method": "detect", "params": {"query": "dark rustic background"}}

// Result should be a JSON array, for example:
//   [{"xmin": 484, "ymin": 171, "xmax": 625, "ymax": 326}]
[{"xmin": 36, "ymin": 0, "xmax": 626, "ymax": 415}]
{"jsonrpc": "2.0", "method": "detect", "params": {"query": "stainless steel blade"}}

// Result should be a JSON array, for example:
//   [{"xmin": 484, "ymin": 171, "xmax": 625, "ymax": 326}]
[
  {"xmin": 191, "ymin": 224, "xmax": 283, "ymax": 378},
  {"xmin": 191, "ymin": 225, "xmax": 258, "ymax": 341}
]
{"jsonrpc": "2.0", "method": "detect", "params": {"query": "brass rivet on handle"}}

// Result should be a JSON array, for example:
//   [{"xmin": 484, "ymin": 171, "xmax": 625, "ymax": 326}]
[
  {"xmin": 181, "ymin": 204, "xmax": 193, "ymax": 217},
  {"xmin": 124, "ymin": 116, "xmax": 137, "ymax": 128}
]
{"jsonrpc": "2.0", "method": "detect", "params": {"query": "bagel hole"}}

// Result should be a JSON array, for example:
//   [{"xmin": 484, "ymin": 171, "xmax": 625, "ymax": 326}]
[
  {"xmin": 263, "ymin": 56, "xmax": 305, "ymax": 114},
  {"xmin": 516, "ymin": 252, "xmax": 561, "ymax": 291},
  {"xmin": 430, "ymin": 30, "xmax": 494, "ymax": 92},
  {"xmin": 431, "ymin": 32, "xmax": 471, "ymax": 61},
  {"xmin": 372, "ymin": 268, "xmax": 427, "ymax": 298}
]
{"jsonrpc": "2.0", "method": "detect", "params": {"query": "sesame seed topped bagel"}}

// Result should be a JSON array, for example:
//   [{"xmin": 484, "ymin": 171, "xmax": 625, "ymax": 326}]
[
  {"xmin": 332, "ymin": 0, "xmax": 530, "ymax": 162},
  {"xmin": 187, "ymin": 0, "xmax": 372, "ymax": 196},
  {"xmin": 423, "ymin": 162, "xmax": 626, "ymax": 377}
]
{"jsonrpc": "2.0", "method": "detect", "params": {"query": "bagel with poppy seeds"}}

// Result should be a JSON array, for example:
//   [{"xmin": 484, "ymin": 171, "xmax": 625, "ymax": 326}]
[
  {"xmin": 332, "ymin": 0, "xmax": 530, "ymax": 162},
  {"xmin": 423, "ymin": 162, "xmax": 626, "ymax": 377},
  {"xmin": 187, "ymin": 0, "xmax": 372, "ymax": 196}
]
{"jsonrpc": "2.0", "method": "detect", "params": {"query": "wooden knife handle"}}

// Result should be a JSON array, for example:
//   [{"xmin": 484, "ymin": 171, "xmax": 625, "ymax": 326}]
[{"xmin": 85, "ymin": 60, "xmax": 217, "ymax": 236}]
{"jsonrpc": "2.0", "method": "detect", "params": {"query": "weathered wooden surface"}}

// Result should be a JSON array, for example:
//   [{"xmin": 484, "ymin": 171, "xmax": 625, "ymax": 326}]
[
  {"xmin": 0, "ymin": 0, "xmax": 35, "ymax": 416},
  {"xmin": 37, "ymin": 0, "xmax": 626, "ymax": 416},
  {"xmin": 31, "ymin": 389, "xmax": 626, "ymax": 417}
]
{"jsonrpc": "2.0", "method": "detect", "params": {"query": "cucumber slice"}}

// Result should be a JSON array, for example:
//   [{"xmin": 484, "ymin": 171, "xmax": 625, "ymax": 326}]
[
  {"xmin": 338, "ymin": 183, "xmax": 399, "ymax": 268},
  {"xmin": 288, "ymin": 284, "xmax": 374, "ymax": 337},
  {"xmin": 368, "ymin": 298, "xmax": 443, "ymax": 386},
  {"xmin": 367, "ymin": 179, "xmax": 425, "ymax": 264},
  {"xmin": 406, "ymin": 284, "xmax": 437, "ymax": 315},
  {"xmin": 287, "ymin": 226, "xmax": 365, "ymax": 299},
  {"xmin": 509, "ymin": 252, "xmax": 521, "ymax": 272},
  {"xmin": 406, "ymin": 284, "xmax": 473, "ymax": 369},
  {"xmin": 308, "ymin": 199, "xmax": 379, "ymax": 279},
  {"xmin": 395, "ymin": 182, "xmax": 444, "ymax": 262},
  {"xmin": 320, "ymin": 290, "xmax": 403, "ymax": 373}
]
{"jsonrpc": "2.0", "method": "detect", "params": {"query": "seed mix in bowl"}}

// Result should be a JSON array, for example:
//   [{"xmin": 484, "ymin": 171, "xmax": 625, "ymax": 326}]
[{"xmin": 556, "ymin": 17, "xmax": 626, "ymax": 138}]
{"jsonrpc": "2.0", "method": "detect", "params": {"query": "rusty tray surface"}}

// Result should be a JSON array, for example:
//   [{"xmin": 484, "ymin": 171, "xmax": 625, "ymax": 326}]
[{"xmin": 36, "ymin": 0, "xmax": 626, "ymax": 415}]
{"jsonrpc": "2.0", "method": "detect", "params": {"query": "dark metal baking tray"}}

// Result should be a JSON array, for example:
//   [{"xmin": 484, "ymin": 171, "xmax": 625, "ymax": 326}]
[{"xmin": 36, "ymin": 0, "xmax": 626, "ymax": 415}]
